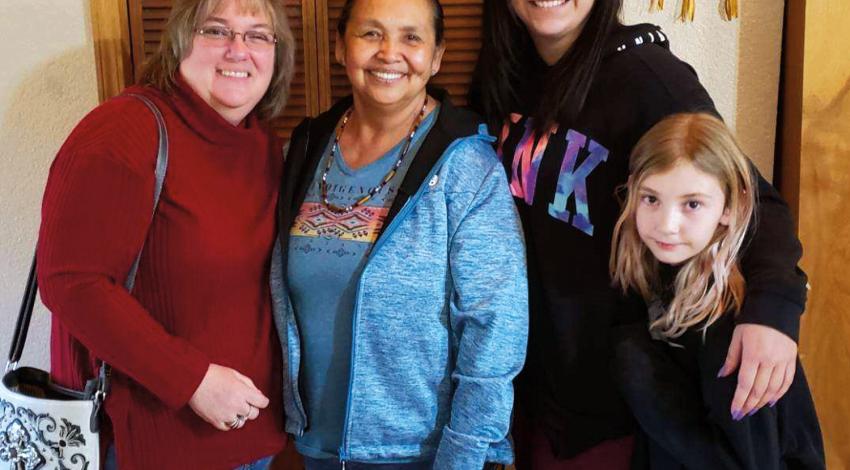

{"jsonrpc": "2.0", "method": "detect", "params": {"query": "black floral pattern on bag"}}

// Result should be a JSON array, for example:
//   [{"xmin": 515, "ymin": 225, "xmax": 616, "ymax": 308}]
[{"xmin": 0, "ymin": 398, "xmax": 91, "ymax": 470}]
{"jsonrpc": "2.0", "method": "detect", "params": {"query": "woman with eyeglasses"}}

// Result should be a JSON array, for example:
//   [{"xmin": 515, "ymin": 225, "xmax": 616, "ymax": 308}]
[
  {"xmin": 37, "ymin": 0, "xmax": 294, "ymax": 468},
  {"xmin": 272, "ymin": 0, "xmax": 528, "ymax": 468}
]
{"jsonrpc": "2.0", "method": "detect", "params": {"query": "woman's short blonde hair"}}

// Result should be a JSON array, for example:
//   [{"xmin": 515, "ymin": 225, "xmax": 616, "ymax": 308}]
[{"xmin": 139, "ymin": 0, "xmax": 295, "ymax": 121}]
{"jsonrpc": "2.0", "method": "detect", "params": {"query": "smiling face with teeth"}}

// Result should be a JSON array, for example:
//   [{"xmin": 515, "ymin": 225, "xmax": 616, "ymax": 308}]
[
  {"xmin": 179, "ymin": 0, "xmax": 276, "ymax": 125},
  {"xmin": 510, "ymin": 0, "xmax": 595, "ymax": 64},
  {"xmin": 336, "ymin": 0, "xmax": 445, "ymax": 112}
]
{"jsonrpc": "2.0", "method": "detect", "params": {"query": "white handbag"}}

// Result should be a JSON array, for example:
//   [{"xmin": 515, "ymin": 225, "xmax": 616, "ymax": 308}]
[{"xmin": 1, "ymin": 93, "xmax": 168, "ymax": 470}]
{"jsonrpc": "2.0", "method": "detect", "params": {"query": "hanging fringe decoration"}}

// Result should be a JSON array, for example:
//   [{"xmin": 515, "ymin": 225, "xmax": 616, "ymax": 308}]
[
  {"xmin": 722, "ymin": 0, "xmax": 739, "ymax": 21},
  {"xmin": 678, "ymin": 0, "xmax": 696, "ymax": 22},
  {"xmin": 649, "ymin": 0, "xmax": 739, "ymax": 22}
]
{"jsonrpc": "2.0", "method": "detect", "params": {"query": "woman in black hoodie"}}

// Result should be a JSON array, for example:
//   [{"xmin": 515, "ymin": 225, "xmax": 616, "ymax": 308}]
[{"xmin": 469, "ymin": 1, "xmax": 807, "ymax": 468}]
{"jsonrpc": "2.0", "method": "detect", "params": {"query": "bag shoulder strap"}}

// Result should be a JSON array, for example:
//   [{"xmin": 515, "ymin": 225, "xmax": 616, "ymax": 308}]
[
  {"xmin": 6, "ymin": 93, "xmax": 169, "ymax": 378},
  {"xmin": 122, "ymin": 93, "xmax": 169, "ymax": 292}
]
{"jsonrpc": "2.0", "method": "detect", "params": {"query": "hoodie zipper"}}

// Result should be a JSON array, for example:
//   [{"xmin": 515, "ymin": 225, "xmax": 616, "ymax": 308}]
[
  {"xmin": 337, "ymin": 138, "xmax": 472, "ymax": 464},
  {"xmin": 287, "ymin": 291, "xmax": 307, "ymax": 435},
  {"xmin": 276, "ymin": 242, "xmax": 308, "ymax": 434}
]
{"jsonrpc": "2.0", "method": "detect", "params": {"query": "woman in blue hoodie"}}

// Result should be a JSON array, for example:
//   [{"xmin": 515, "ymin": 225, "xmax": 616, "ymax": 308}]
[{"xmin": 271, "ymin": 0, "xmax": 528, "ymax": 468}]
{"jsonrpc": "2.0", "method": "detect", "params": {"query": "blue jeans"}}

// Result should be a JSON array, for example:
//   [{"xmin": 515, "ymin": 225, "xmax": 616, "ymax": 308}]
[
  {"xmin": 302, "ymin": 455, "xmax": 433, "ymax": 469},
  {"xmin": 235, "ymin": 456, "xmax": 275, "ymax": 470},
  {"xmin": 104, "ymin": 444, "xmax": 117, "ymax": 470},
  {"xmin": 104, "ymin": 445, "xmax": 274, "ymax": 470}
]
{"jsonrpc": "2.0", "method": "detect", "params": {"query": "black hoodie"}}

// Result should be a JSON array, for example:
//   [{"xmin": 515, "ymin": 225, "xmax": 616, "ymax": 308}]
[
  {"xmin": 611, "ymin": 267, "xmax": 824, "ymax": 470},
  {"xmin": 470, "ymin": 24, "xmax": 808, "ymax": 458}
]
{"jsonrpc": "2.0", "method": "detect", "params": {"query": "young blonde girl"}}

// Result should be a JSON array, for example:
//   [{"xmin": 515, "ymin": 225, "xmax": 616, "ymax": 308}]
[{"xmin": 610, "ymin": 113, "xmax": 824, "ymax": 469}]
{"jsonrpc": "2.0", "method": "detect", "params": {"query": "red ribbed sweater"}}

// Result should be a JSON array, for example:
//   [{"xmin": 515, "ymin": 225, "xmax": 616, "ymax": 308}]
[{"xmin": 37, "ymin": 79, "xmax": 287, "ymax": 469}]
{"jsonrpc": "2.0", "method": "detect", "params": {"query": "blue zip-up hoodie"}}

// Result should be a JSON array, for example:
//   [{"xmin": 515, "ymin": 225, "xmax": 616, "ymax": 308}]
[{"xmin": 271, "ymin": 89, "xmax": 529, "ymax": 469}]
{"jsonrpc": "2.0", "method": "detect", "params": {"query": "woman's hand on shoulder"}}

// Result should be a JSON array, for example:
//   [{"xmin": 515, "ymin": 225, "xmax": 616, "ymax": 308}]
[
  {"xmin": 188, "ymin": 363, "xmax": 269, "ymax": 431},
  {"xmin": 718, "ymin": 324, "xmax": 797, "ymax": 420}
]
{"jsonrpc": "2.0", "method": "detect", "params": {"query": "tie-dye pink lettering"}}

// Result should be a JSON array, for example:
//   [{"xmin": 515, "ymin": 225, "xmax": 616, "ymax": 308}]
[
  {"xmin": 504, "ymin": 116, "xmax": 558, "ymax": 204},
  {"xmin": 548, "ymin": 130, "xmax": 609, "ymax": 236}
]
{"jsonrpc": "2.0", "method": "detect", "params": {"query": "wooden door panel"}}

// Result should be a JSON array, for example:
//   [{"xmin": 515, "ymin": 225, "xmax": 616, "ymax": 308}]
[
  {"xmin": 438, "ymin": 0, "xmax": 483, "ymax": 105},
  {"xmin": 273, "ymin": 0, "xmax": 312, "ymax": 136}
]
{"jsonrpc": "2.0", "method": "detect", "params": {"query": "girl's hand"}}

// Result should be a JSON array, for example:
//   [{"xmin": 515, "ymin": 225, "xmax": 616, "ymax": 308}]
[
  {"xmin": 718, "ymin": 324, "xmax": 797, "ymax": 420},
  {"xmin": 188, "ymin": 364, "xmax": 269, "ymax": 431}
]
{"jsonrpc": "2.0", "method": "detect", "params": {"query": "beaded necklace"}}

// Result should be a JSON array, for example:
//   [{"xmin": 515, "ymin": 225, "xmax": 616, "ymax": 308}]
[{"xmin": 320, "ymin": 97, "xmax": 428, "ymax": 214}]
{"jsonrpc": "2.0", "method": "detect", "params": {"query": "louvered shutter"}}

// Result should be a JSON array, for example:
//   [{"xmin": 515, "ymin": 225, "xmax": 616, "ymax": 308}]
[
  {"xmin": 128, "ymin": 0, "xmax": 311, "ymax": 139},
  {"xmin": 435, "ymin": 0, "xmax": 483, "ymax": 107},
  {"xmin": 325, "ymin": 0, "xmax": 348, "ymax": 104},
  {"xmin": 323, "ymin": 0, "xmax": 483, "ymax": 109}
]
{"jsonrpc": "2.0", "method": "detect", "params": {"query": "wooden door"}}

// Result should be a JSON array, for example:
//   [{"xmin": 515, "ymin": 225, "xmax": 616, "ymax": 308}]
[{"xmin": 780, "ymin": 1, "xmax": 850, "ymax": 468}]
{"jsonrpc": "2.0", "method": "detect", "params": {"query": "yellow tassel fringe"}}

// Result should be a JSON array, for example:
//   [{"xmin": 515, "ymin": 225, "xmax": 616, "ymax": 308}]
[
  {"xmin": 678, "ymin": 0, "xmax": 695, "ymax": 22},
  {"xmin": 650, "ymin": 0, "xmax": 740, "ymax": 22},
  {"xmin": 722, "ymin": 0, "xmax": 740, "ymax": 21}
]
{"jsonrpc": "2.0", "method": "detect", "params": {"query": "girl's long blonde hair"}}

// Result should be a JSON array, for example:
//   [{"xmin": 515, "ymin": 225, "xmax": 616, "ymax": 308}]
[{"xmin": 611, "ymin": 113, "xmax": 756, "ymax": 339}]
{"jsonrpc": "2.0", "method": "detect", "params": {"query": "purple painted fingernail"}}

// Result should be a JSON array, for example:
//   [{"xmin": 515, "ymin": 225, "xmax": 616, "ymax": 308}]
[
  {"xmin": 747, "ymin": 409, "xmax": 758, "ymax": 417},
  {"xmin": 769, "ymin": 400, "xmax": 777, "ymax": 408},
  {"xmin": 732, "ymin": 410, "xmax": 742, "ymax": 421}
]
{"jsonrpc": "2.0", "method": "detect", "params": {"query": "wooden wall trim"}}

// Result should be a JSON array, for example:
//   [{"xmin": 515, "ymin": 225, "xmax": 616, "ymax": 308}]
[
  {"xmin": 300, "ymin": 0, "xmax": 321, "ymax": 116},
  {"xmin": 778, "ymin": 0, "xmax": 805, "ymax": 225},
  {"xmin": 315, "ymin": 0, "xmax": 332, "ymax": 112},
  {"xmin": 127, "ymin": 0, "xmax": 147, "ymax": 86},
  {"xmin": 90, "ymin": 0, "xmax": 133, "ymax": 102}
]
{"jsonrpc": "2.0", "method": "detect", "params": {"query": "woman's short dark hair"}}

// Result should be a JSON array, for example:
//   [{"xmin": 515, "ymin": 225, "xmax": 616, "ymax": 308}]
[
  {"xmin": 336, "ymin": 0, "xmax": 445, "ymax": 45},
  {"xmin": 139, "ymin": 0, "xmax": 295, "ymax": 121},
  {"xmin": 470, "ymin": 0, "xmax": 623, "ymax": 133}
]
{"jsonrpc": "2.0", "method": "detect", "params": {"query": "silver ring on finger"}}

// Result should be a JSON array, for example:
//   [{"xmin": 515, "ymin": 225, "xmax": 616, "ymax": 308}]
[{"xmin": 227, "ymin": 414, "xmax": 246, "ymax": 429}]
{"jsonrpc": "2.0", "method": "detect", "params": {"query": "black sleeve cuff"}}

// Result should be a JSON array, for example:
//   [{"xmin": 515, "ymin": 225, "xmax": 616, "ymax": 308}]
[{"xmin": 736, "ymin": 290, "xmax": 803, "ymax": 343}]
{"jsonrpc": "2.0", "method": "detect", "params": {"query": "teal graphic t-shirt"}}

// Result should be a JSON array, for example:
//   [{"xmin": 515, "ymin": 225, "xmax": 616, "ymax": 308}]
[{"xmin": 287, "ymin": 107, "xmax": 439, "ymax": 458}]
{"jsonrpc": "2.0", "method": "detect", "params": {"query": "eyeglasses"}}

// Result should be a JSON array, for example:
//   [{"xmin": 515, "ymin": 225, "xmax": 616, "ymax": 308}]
[{"xmin": 195, "ymin": 26, "xmax": 277, "ymax": 50}]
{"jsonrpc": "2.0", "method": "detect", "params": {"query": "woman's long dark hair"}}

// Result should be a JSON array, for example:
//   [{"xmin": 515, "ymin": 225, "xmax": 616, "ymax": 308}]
[{"xmin": 470, "ymin": 0, "xmax": 622, "ymax": 133}]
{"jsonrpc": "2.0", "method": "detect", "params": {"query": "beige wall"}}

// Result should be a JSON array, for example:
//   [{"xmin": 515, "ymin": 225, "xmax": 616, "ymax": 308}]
[
  {"xmin": 0, "ymin": 0, "xmax": 99, "ymax": 369},
  {"xmin": 0, "ymin": 2, "xmax": 784, "ymax": 369},
  {"xmin": 622, "ymin": 0, "xmax": 784, "ymax": 178},
  {"xmin": 735, "ymin": 0, "xmax": 785, "ymax": 179}
]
